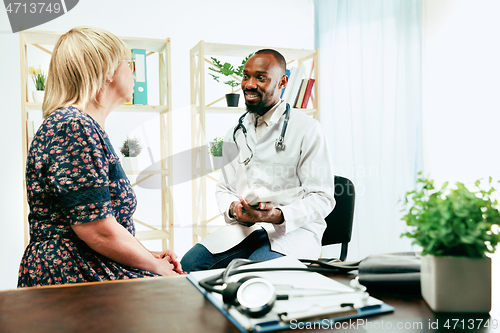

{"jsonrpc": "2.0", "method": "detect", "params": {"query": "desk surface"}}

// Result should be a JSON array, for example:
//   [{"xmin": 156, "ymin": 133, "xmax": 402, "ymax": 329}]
[{"xmin": 1, "ymin": 272, "xmax": 498, "ymax": 333}]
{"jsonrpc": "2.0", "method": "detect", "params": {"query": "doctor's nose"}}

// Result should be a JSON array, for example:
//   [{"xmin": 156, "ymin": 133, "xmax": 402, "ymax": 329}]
[{"xmin": 243, "ymin": 78, "xmax": 257, "ymax": 90}]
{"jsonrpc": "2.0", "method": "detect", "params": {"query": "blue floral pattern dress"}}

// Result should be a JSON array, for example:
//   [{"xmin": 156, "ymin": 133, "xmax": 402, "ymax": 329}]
[{"xmin": 18, "ymin": 106, "xmax": 160, "ymax": 287}]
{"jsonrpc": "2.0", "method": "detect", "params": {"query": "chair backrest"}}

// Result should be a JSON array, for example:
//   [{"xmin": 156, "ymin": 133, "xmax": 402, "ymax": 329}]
[{"xmin": 321, "ymin": 176, "xmax": 355, "ymax": 261}]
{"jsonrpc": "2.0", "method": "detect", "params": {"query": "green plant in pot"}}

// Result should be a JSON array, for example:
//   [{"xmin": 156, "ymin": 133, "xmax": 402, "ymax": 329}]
[
  {"xmin": 208, "ymin": 53, "xmax": 252, "ymax": 107},
  {"xmin": 401, "ymin": 174, "xmax": 500, "ymax": 312},
  {"xmin": 28, "ymin": 65, "xmax": 47, "ymax": 103},
  {"xmin": 120, "ymin": 136, "xmax": 142, "ymax": 171},
  {"xmin": 208, "ymin": 137, "xmax": 223, "ymax": 170}
]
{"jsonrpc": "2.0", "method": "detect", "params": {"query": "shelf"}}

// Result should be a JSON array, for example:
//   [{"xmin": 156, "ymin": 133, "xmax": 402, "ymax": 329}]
[
  {"xmin": 22, "ymin": 30, "xmax": 169, "ymax": 52},
  {"xmin": 197, "ymin": 41, "xmax": 316, "ymax": 61},
  {"xmin": 20, "ymin": 30, "xmax": 174, "ymax": 251},
  {"xmin": 114, "ymin": 104, "xmax": 170, "ymax": 113},
  {"xmin": 191, "ymin": 41, "xmax": 320, "ymax": 245},
  {"xmin": 25, "ymin": 103, "xmax": 169, "ymax": 114},
  {"xmin": 205, "ymin": 106, "xmax": 317, "ymax": 115},
  {"xmin": 301, "ymin": 108, "xmax": 318, "ymax": 116},
  {"xmin": 205, "ymin": 106, "xmax": 246, "ymax": 114},
  {"xmin": 120, "ymin": 37, "xmax": 169, "ymax": 53}
]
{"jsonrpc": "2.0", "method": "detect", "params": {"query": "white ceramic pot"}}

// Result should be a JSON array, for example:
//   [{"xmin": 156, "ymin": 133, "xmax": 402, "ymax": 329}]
[
  {"xmin": 32, "ymin": 90, "xmax": 45, "ymax": 103},
  {"xmin": 421, "ymin": 255, "xmax": 491, "ymax": 313},
  {"xmin": 212, "ymin": 156, "xmax": 223, "ymax": 170},
  {"xmin": 122, "ymin": 156, "xmax": 139, "ymax": 171}
]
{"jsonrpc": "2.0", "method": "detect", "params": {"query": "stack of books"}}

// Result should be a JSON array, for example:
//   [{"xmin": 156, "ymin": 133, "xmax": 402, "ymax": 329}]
[{"xmin": 281, "ymin": 67, "xmax": 315, "ymax": 109}]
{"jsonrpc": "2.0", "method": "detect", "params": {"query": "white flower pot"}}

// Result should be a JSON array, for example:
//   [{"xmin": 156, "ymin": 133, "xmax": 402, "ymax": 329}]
[
  {"xmin": 32, "ymin": 90, "xmax": 45, "ymax": 103},
  {"xmin": 122, "ymin": 156, "xmax": 139, "ymax": 171},
  {"xmin": 421, "ymin": 255, "xmax": 491, "ymax": 313},
  {"xmin": 212, "ymin": 156, "xmax": 223, "ymax": 170}
]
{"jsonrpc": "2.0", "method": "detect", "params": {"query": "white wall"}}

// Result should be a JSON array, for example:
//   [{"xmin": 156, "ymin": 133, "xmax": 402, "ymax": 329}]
[
  {"xmin": 0, "ymin": 30, "xmax": 25, "ymax": 291},
  {"xmin": 422, "ymin": 0, "xmax": 500, "ymax": 185},
  {"xmin": 0, "ymin": 0, "xmax": 315, "ymax": 290}
]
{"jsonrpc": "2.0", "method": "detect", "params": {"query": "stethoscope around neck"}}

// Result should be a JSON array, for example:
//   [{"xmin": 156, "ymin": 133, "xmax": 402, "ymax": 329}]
[{"xmin": 232, "ymin": 103, "xmax": 290, "ymax": 166}]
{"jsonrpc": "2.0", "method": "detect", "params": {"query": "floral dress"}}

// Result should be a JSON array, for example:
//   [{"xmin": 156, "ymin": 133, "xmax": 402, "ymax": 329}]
[{"xmin": 18, "ymin": 106, "xmax": 160, "ymax": 287}]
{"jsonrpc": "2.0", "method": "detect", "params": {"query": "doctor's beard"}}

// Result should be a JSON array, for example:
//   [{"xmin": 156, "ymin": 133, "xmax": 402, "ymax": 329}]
[{"xmin": 244, "ymin": 89, "xmax": 276, "ymax": 114}]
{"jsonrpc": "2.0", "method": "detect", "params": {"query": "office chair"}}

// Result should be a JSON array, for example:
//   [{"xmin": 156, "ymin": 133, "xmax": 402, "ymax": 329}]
[{"xmin": 321, "ymin": 176, "xmax": 355, "ymax": 262}]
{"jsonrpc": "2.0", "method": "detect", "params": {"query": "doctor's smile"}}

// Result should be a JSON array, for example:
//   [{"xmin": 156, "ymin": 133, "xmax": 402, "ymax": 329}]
[{"xmin": 243, "ymin": 90, "xmax": 261, "ymax": 102}]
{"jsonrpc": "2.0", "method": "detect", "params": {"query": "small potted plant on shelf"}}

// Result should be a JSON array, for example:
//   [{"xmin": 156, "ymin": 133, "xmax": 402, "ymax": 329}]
[
  {"xmin": 401, "ymin": 174, "xmax": 500, "ymax": 313},
  {"xmin": 208, "ymin": 137, "xmax": 223, "ymax": 170},
  {"xmin": 28, "ymin": 65, "xmax": 46, "ymax": 103},
  {"xmin": 120, "ymin": 136, "xmax": 142, "ymax": 171},
  {"xmin": 208, "ymin": 53, "xmax": 252, "ymax": 107}
]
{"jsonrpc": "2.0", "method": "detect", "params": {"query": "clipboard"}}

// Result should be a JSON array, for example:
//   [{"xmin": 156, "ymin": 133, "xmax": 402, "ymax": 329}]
[{"xmin": 187, "ymin": 257, "xmax": 394, "ymax": 333}]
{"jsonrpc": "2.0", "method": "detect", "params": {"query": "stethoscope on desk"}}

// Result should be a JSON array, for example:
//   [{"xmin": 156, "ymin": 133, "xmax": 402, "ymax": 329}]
[
  {"xmin": 232, "ymin": 103, "xmax": 290, "ymax": 166},
  {"xmin": 198, "ymin": 258, "xmax": 365, "ymax": 318}
]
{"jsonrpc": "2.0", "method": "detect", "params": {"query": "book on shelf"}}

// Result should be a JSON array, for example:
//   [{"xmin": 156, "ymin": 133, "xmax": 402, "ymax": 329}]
[
  {"xmin": 281, "ymin": 67, "xmax": 297, "ymax": 103},
  {"xmin": 26, "ymin": 120, "xmax": 35, "ymax": 150},
  {"xmin": 280, "ymin": 69, "xmax": 290, "ymax": 98},
  {"xmin": 300, "ymin": 78, "xmax": 315, "ymax": 109},
  {"xmin": 132, "ymin": 48, "xmax": 148, "ymax": 105},
  {"xmin": 294, "ymin": 79, "xmax": 308, "ymax": 108},
  {"xmin": 283, "ymin": 66, "xmax": 305, "ymax": 106}
]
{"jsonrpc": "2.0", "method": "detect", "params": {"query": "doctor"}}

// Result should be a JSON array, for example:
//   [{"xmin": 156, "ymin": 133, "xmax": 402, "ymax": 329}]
[{"xmin": 180, "ymin": 49, "xmax": 334, "ymax": 273}]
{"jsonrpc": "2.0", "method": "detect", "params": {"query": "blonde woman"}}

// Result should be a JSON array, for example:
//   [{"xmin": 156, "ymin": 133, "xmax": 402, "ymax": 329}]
[{"xmin": 18, "ymin": 27, "xmax": 181, "ymax": 287}]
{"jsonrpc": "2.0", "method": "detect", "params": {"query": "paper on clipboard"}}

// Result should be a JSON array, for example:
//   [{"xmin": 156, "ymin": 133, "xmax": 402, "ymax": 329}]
[{"xmin": 187, "ymin": 257, "xmax": 393, "ymax": 333}]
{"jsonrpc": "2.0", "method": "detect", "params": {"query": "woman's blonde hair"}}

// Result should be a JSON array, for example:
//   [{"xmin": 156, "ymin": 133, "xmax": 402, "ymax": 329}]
[{"xmin": 42, "ymin": 26, "xmax": 129, "ymax": 118}]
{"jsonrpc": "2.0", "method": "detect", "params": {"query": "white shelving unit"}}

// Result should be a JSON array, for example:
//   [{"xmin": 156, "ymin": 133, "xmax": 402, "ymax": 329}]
[
  {"xmin": 19, "ymin": 30, "xmax": 174, "ymax": 250},
  {"xmin": 190, "ymin": 40, "xmax": 320, "ymax": 244}
]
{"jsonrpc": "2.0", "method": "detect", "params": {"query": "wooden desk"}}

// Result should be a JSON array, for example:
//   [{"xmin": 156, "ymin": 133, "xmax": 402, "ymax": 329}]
[{"xmin": 0, "ymin": 273, "xmax": 497, "ymax": 332}]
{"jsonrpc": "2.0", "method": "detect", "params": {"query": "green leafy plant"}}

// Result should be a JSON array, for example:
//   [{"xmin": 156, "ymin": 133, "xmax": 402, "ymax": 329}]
[
  {"xmin": 208, "ymin": 53, "xmax": 253, "ymax": 92},
  {"xmin": 401, "ymin": 173, "xmax": 500, "ymax": 258},
  {"xmin": 120, "ymin": 137, "xmax": 142, "ymax": 157},
  {"xmin": 28, "ymin": 65, "xmax": 46, "ymax": 91},
  {"xmin": 209, "ymin": 137, "xmax": 223, "ymax": 157}
]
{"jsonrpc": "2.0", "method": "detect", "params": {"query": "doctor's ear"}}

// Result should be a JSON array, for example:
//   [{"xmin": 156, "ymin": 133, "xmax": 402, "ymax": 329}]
[{"xmin": 278, "ymin": 74, "xmax": 288, "ymax": 90}]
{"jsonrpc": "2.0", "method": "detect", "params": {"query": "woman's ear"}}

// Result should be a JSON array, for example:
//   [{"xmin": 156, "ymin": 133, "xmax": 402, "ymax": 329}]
[{"xmin": 105, "ymin": 72, "xmax": 113, "ymax": 84}]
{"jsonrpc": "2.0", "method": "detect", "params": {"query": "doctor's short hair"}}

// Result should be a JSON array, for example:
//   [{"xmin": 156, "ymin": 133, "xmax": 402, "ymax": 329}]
[
  {"xmin": 254, "ymin": 49, "xmax": 286, "ymax": 76},
  {"xmin": 42, "ymin": 26, "xmax": 129, "ymax": 118}
]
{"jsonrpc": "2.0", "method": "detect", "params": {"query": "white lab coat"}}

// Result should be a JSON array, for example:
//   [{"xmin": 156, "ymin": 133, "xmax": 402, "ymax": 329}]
[{"xmin": 201, "ymin": 101, "xmax": 335, "ymax": 260}]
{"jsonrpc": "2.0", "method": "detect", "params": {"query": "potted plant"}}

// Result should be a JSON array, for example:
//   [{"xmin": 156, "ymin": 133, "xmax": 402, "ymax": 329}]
[
  {"xmin": 28, "ymin": 65, "xmax": 46, "ymax": 103},
  {"xmin": 401, "ymin": 174, "xmax": 500, "ymax": 312},
  {"xmin": 120, "ymin": 136, "xmax": 142, "ymax": 171},
  {"xmin": 208, "ymin": 137, "xmax": 223, "ymax": 170},
  {"xmin": 208, "ymin": 53, "xmax": 252, "ymax": 107}
]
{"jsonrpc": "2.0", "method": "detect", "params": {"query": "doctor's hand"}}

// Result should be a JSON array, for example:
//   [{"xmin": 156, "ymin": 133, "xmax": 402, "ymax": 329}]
[{"xmin": 231, "ymin": 196, "xmax": 284, "ymax": 225}]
